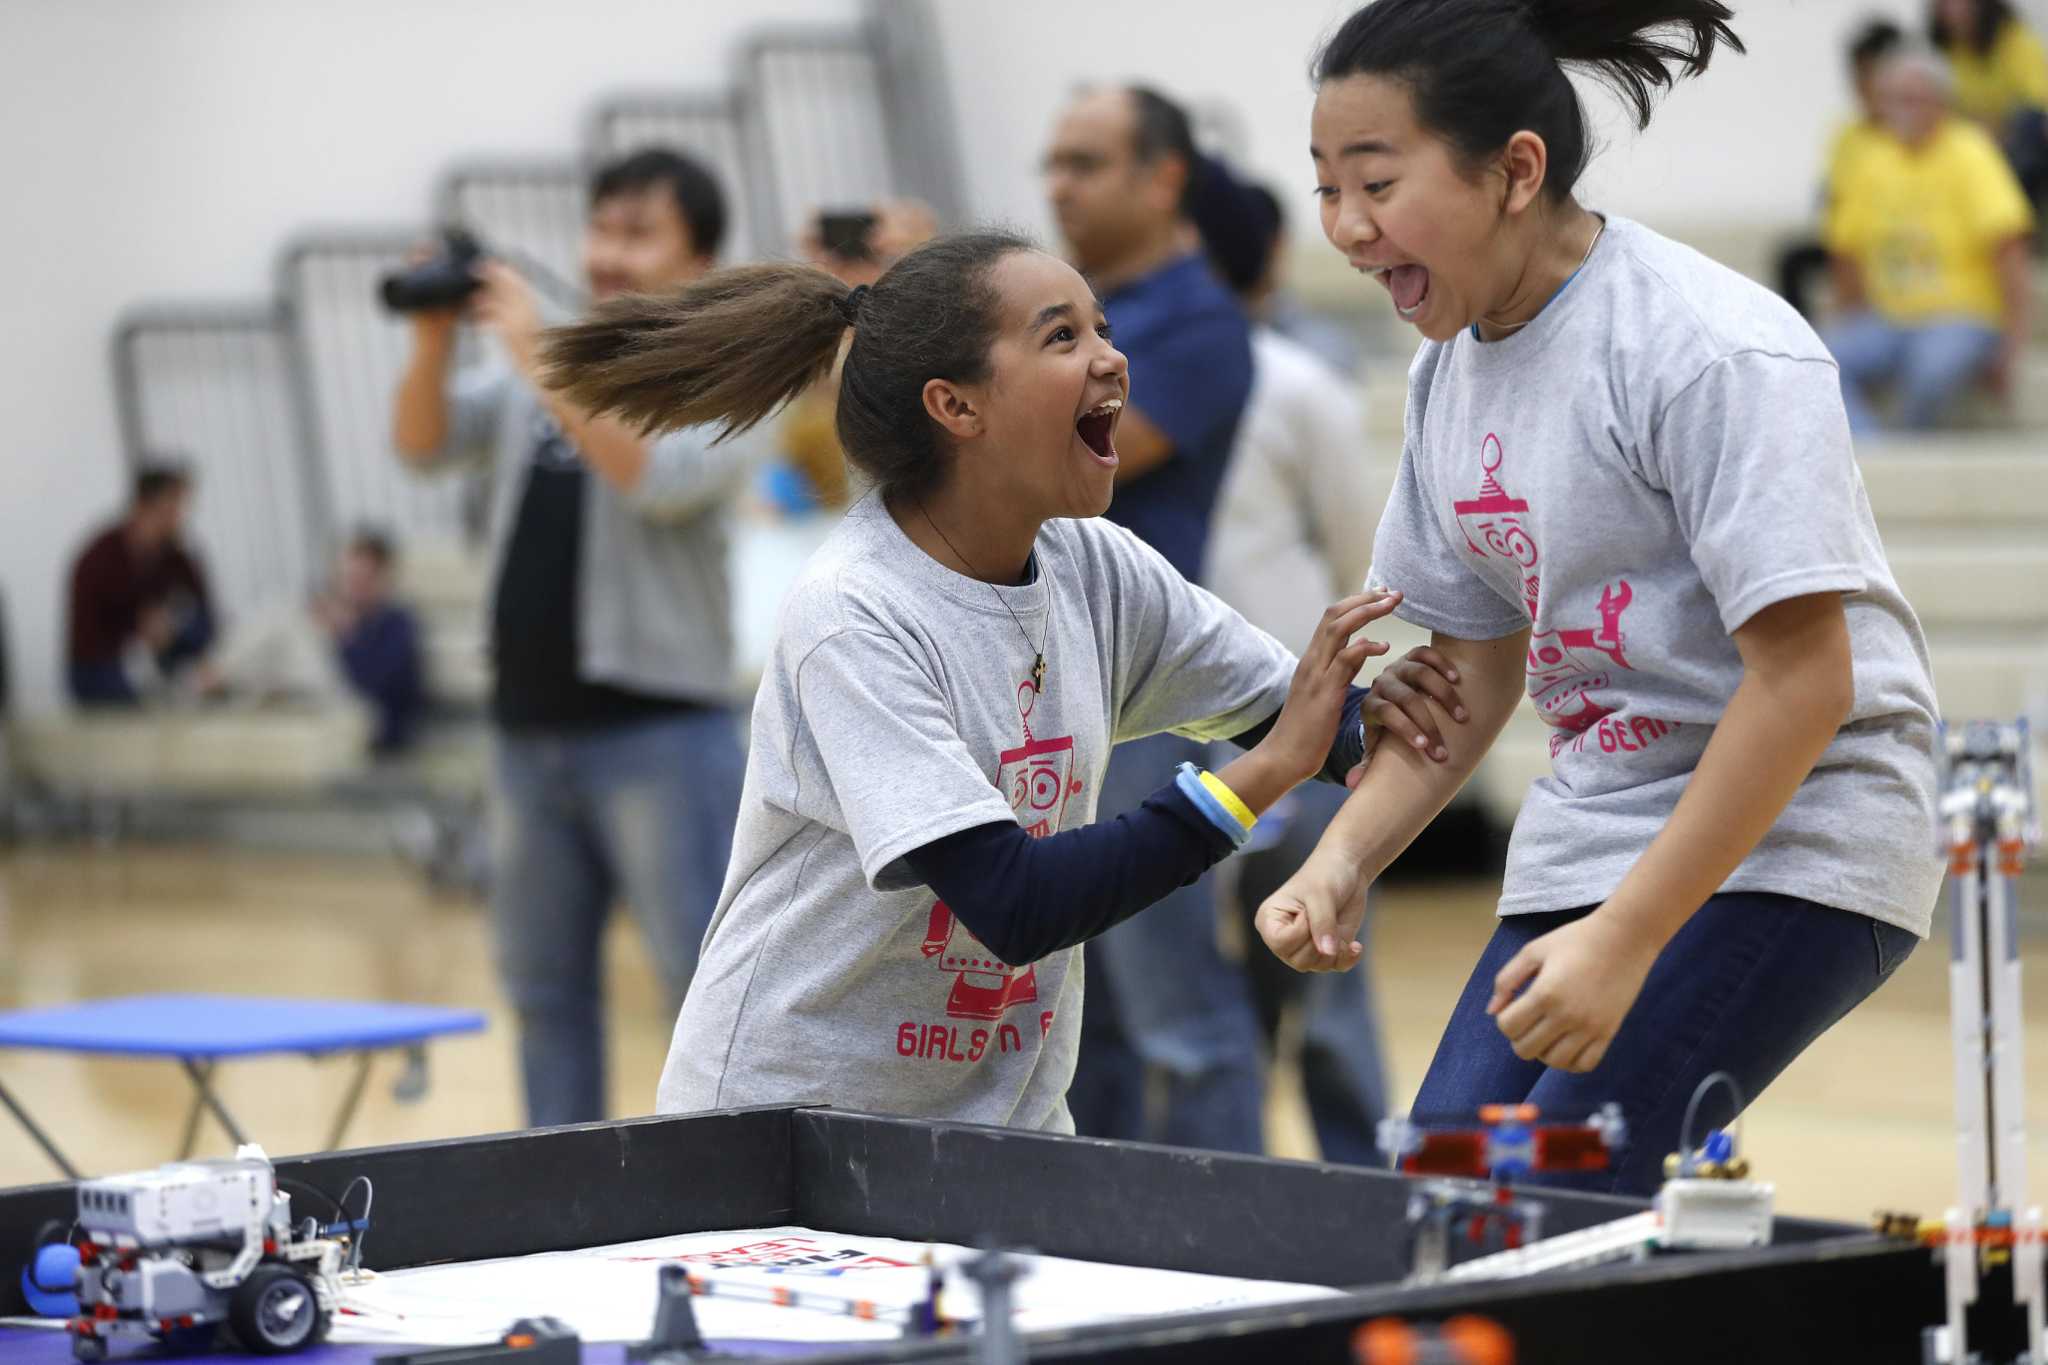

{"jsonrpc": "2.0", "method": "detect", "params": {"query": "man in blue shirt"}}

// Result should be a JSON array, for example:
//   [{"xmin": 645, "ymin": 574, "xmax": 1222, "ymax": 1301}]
[{"xmin": 1043, "ymin": 85, "xmax": 1265, "ymax": 1154}]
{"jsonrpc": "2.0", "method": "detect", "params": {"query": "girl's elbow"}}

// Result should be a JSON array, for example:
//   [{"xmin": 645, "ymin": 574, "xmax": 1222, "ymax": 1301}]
[{"xmin": 1814, "ymin": 647, "xmax": 1857, "ymax": 728}]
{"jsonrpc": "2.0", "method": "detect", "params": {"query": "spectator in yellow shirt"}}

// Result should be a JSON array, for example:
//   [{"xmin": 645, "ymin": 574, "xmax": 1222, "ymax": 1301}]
[
  {"xmin": 1824, "ymin": 45, "xmax": 2037, "ymax": 434},
  {"xmin": 1932, "ymin": 0, "xmax": 2048, "ymax": 206},
  {"xmin": 1777, "ymin": 18, "xmax": 1905, "ymax": 318}
]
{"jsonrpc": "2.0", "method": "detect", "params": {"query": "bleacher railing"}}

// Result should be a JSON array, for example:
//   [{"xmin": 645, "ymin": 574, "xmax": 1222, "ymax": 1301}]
[
  {"xmin": 110, "ymin": 306, "xmax": 329, "ymax": 627},
  {"xmin": 439, "ymin": 160, "xmax": 590, "ymax": 304},
  {"xmin": 103, "ymin": 8, "xmax": 968, "ymax": 634},
  {"xmin": 589, "ymin": 91, "xmax": 759, "ymax": 262},
  {"xmin": 740, "ymin": 26, "xmax": 902, "ymax": 256},
  {"xmin": 277, "ymin": 232, "xmax": 493, "ymax": 559}
]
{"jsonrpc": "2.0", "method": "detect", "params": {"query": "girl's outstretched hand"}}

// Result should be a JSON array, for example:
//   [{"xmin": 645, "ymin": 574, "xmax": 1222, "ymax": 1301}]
[{"xmin": 1257, "ymin": 590, "xmax": 1403, "ymax": 787}]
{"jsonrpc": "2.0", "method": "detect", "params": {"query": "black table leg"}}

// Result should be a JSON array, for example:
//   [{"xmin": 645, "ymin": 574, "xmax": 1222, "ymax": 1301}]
[
  {"xmin": 325, "ymin": 1052, "xmax": 374, "ymax": 1152},
  {"xmin": 177, "ymin": 1057, "xmax": 250, "ymax": 1149},
  {"xmin": 175, "ymin": 1060, "xmax": 215, "ymax": 1159},
  {"xmin": 0, "ymin": 1074, "xmax": 81, "ymax": 1180}
]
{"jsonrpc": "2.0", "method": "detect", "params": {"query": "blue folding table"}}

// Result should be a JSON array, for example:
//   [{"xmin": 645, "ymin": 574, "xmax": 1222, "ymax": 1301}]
[{"xmin": 0, "ymin": 995, "xmax": 485, "ymax": 1178}]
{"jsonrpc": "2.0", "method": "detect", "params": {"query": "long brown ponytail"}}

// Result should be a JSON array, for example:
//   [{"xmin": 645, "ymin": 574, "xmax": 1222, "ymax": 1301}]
[
  {"xmin": 540, "ymin": 230, "xmax": 1038, "ymax": 504},
  {"xmin": 541, "ymin": 264, "xmax": 849, "ymax": 444}
]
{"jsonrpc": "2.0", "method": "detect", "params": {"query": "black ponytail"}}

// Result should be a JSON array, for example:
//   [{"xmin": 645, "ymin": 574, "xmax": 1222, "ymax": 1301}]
[{"xmin": 1315, "ymin": 0, "xmax": 1744, "ymax": 201}]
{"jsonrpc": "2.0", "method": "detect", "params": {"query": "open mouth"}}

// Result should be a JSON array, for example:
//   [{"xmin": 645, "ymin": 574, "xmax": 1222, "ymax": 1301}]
[
  {"xmin": 1370, "ymin": 264, "xmax": 1431, "ymax": 322},
  {"xmin": 1076, "ymin": 397, "xmax": 1122, "ymax": 465}
]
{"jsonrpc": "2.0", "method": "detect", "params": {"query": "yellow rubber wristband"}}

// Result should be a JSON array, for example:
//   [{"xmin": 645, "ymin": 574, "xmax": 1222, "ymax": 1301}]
[{"xmin": 1196, "ymin": 770, "xmax": 1257, "ymax": 832}]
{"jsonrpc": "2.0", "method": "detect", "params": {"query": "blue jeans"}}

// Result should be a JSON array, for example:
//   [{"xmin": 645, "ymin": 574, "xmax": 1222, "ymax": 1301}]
[
  {"xmin": 1066, "ymin": 731, "xmax": 1267, "ymax": 1154},
  {"xmin": 69, "ymin": 606, "xmax": 216, "ymax": 706},
  {"xmin": 1229, "ymin": 780, "xmax": 1390, "ymax": 1167},
  {"xmin": 490, "ymin": 709, "xmax": 744, "ymax": 1128},
  {"xmin": 1411, "ymin": 892, "xmax": 1918, "ymax": 1196},
  {"xmin": 1823, "ymin": 312, "xmax": 2000, "ymax": 435}
]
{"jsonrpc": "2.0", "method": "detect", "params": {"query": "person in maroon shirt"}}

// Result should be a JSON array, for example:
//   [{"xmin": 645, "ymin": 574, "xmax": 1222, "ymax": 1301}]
[{"xmin": 66, "ymin": 465, "xmax": 216, "ymax": 706}]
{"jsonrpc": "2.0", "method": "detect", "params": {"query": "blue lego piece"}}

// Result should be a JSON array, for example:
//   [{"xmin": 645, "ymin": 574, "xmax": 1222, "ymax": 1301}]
[
  {"xmin": 22, "ymin": 1243, "xmax": 78, "ymax": 1317},
  {"xmin": 1490, "ymin": 1122, "xmax": 1534, "ymax": 1179}
]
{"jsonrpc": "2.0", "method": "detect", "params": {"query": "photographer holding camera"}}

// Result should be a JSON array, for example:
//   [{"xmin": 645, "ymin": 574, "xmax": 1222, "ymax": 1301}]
[{"xmin": 391, "ymin": 148, "xmax": 763, "ymax": 1128}]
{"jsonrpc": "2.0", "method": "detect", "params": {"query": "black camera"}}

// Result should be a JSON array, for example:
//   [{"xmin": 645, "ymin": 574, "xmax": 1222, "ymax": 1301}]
[
  {"xmin": 817, "ymin": 209, "xmax": 878, "ymax": 262},
  {"xmin": 379, "ymin": 228, "xmax": 484, "ymax": 313}
]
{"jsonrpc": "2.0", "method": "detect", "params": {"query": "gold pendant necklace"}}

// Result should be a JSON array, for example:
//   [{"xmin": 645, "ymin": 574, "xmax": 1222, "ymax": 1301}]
[{"xmin": 920, "ymin": 504, "xmax": 1052, "ymax": 693}]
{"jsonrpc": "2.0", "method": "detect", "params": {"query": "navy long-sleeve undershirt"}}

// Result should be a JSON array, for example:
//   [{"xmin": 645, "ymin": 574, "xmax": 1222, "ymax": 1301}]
[{"xmin": 900, "ymin": 687, "xmax": 1369, "ymax": 968}]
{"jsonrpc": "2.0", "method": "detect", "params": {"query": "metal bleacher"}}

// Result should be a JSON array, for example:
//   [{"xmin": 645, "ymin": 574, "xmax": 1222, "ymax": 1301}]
[
  {"xmin": 589, "ymin": 92, "xmax": 759, "ymax": 258},
  {"xmin": 12, "ymin": 308, "xmax": 371, "ymax": 807},
  {"xmin": 22, "ymin": 0, "xmax": 961, "ymax": 856},
  {"xmin": 110, "ymin": 307, "xmax": 329, "ymax": 622}
]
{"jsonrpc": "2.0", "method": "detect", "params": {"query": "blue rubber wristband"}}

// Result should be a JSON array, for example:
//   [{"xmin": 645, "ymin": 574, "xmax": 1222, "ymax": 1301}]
[{"xmin": 1175, "ymin": 762, "xmax": 1253, "ymax": 850}]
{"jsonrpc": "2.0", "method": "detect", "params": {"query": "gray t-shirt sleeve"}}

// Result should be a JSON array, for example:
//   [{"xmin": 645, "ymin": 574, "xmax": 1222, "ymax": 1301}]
[
  {"xmin": 1366, "ymin": 442, "xmax": 1531, "ymax": 640},
  {"xmin": 1101, "ymin": 525, "xmax": 1295, "ymax": 745},
  {"xmin": 624, "ymin": 423, "xmax": 768, "ymax": 524},
  {"xmin": 1646, "ymin": 351, "xmax": 1868, "ymax": 632},
  {"xmin": 789, "ymin": 627, "xmax": 1018, "ymax": 892},
  {"xmin": 437, "ymin": 363, "xmax": 511, "ymax": 466}
]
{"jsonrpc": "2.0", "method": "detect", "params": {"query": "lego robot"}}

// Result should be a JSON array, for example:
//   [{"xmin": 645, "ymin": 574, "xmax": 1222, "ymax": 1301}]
[
  {"xmin": 63, "ymin": 1145, "xmax": 347, "ymax": 1360},
  {"xmin": 1383, "ymin": 1088, "xmax": 1775, "ymax": 1284}
]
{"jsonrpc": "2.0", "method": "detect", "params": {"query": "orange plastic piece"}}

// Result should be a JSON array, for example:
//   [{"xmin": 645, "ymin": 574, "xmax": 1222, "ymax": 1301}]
[
  {"xmin": 1478, "ymin": 1104, "xmax": 1538, "ymax": 1124},
  {"xmin": 1353, "ymin": 1316, "xmax": 1515, "ymax": 1365},
  {"xmin": 505, "ymin": 1334, "xmax": 535, "ymax": 1349},
  {"xmin": 1441, "ymin": 1315, "xmax": 1516, "ymax": 1365},
  {"xmin": 1353, "ymin": 1318, "xmax": 1418, "ymax": 1365},
  {"xmin": 772, "ymin": 1286, "xmax": 792, "ymax": 1307}
]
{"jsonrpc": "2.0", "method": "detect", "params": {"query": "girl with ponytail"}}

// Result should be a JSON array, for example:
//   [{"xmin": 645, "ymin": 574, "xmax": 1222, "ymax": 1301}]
[
  {"xmin": 1260, "ymin": 0, "xmax": 1944, "ymax": 1193},
  {"xmin": 542, "ymin": 234, "xmax": 1452, "ymax": 1130}
]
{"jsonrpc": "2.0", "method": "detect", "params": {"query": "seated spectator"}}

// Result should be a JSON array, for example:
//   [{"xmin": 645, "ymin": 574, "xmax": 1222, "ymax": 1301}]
[
  {"xmin": 67, "ymin": 463, "xmax": 216, "ymax": 706},
  {"xmin": 1823, "ymin": 44, "xmax": 2037, "ymax": 434},
  {"xmin": 1932, "ymin": 0, "xmax": 2048, "ymax": 208},
  {"xmin": 203, "ymin": 530, "xmax": 424, "ymax": 756},
  {"xmin": 315, "ymin": 530, "xmax": 423, "ymax": 756},
  {"xmin": 1776, "ymin": 19, "xmax": 1905, "ymax": 319}
]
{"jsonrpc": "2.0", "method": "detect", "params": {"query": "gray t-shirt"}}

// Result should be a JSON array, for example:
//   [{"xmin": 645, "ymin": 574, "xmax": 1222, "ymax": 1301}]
[
  {"xmin": 657, "ymin": 494, "xmax": 1294, "ymax": 1129},
  {"xmin": 1368, "ymin": 215, "xmax": 1942, "ymax": 936}
]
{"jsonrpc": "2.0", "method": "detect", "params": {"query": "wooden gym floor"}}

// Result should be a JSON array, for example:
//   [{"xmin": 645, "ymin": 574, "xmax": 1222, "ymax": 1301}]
[{"xmin": 1, "ymin": 843, "xmax": 2042, "ymax": 1229}]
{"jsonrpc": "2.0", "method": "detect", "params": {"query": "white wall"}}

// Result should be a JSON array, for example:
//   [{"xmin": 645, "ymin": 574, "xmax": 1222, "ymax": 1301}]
[
  {"xmin": 0, "ymin": 0, "xmax": 1933, "ymax": 713},
  {"xmin": 931, "ymin": 0, "xmax": 1925, "ymax": 242},
  {"xmin": 0, "ymin": 0, "xmax": 855, "ymax": 715}
]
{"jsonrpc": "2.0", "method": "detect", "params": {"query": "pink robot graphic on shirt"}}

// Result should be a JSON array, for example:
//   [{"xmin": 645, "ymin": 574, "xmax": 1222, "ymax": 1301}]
[
  {"xmin": 1452, "ymin": 433, "xmax": 1639, "ymax": 746},
  {"xmin": 918, "ymin": 726, "xmax": 1079, "ymax": 1022},
  {"xmin": 1453, "ymin": 434, "xmax": 1542, "ymax": 618},
  {"xmin": 1527, "ymin": 581, "xmax": 1635, "ymax": 740}
]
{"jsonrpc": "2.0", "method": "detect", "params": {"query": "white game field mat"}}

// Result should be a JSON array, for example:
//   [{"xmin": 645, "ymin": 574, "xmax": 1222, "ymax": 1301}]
[{"xmin": 328, "ymin": 1224, "xmax": 1341, "ymax": 1347}]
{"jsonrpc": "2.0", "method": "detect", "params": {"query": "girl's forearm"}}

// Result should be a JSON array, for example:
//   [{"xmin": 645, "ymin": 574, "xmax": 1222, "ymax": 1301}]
[
  {"xmin": 1314, "ymin": 630, "xmax": 1529, "ymax": 879},
  {"xmin": 1596, "ymin": 604, "xmax": 1854, "ymax": 948}
]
